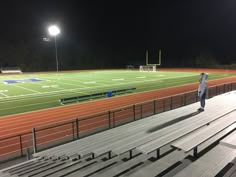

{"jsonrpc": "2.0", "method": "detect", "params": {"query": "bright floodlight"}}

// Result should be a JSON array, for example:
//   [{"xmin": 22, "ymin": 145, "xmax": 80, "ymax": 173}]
[{"xmin": 48, "ymin": 25, "xmax": 60, "ymax": 36}]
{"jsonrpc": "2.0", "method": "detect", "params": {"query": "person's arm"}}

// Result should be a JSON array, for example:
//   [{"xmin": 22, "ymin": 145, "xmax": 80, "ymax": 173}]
[{"xmin": 198, "ymin": 84, "xmax": 201, "ymax": 96}]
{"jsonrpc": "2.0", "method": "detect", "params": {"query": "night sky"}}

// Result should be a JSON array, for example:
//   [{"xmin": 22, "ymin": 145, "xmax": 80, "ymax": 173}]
[{"xmin": 1, "ymin": 0, "xmax": 236, "ymax": 70}]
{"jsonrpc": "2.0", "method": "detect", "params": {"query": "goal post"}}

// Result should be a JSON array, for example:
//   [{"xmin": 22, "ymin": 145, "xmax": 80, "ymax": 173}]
[
  {"xmin": 146, "ymin": 49, "xmax": 161, "ymax": 66},
  {"xmin": 140, "ymin": 49, "xmax": 161, "ymax": 72}
]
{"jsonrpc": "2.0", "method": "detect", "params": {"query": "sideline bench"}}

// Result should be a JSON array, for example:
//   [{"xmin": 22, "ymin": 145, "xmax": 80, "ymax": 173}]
[
  {"xmin": 112, "ymin": 87, "xmax": 136, "ymax": 95},
  {"xmin": 60, "ymin": 87, "xmax": 136, "ymax": 105},
  {"xmin": 60, "ymin": 92, "xmax": 106, "ymax": 104}
]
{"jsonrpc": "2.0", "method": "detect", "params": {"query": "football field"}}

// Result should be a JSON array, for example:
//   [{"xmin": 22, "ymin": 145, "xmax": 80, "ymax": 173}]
[{"xmin": 0, "ymin": 70, "xmax": 235, "ymax": 116}]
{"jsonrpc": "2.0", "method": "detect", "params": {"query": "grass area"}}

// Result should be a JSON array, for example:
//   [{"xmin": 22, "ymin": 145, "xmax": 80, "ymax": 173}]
[{"xmin": 0, "ymin": 70, "xmax": 235, "ymax": 117}]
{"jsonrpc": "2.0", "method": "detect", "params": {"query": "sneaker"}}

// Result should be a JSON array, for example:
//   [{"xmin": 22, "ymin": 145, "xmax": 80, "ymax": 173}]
[{"xmin": 198, "ymin": 108, "xmax": 204, "ymax": 112}]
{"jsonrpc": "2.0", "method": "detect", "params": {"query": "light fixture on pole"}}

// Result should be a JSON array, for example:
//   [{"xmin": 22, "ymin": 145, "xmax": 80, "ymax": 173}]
[{"xmin": 48, "ymin": 25, "xmax": 60, "ymax": 72}]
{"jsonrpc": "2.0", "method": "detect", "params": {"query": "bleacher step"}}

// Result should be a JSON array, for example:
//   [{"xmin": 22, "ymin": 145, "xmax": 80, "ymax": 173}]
[
  {"xmin": 173, "ymin": 145, "xmax": 236, "ymax": 177},
  {"xmin": 220, "ymin": 130, "xmax": 236, "ymax": 149}
]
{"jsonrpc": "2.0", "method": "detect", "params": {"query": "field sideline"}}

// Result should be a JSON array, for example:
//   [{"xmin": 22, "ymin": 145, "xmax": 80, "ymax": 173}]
[{"xmin": 0, "ymin": 70, "xmax": 235, "ymax": 117}]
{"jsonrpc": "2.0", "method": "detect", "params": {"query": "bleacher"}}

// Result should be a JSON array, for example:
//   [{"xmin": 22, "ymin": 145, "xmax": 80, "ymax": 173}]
[
  {"xmin": 0, "ymin": 67, "xmax": 22, "ymax": 74},
  {"xmin": 1, "ymin": 91, "xmax": 236, "ymax": 177}
]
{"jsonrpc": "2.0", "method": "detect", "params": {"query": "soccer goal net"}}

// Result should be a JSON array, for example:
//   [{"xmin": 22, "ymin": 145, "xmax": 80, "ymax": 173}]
[
  {"xmin": 1, "ymin": 67, "xmax": 22, "ymax": 74},
  {"xmin": 126, "ymin": 65, "xmax": 135, "ymax": 70},
  {"xmin": 139, "ymin": 65, "xmax": 157, "ymax": 72}
]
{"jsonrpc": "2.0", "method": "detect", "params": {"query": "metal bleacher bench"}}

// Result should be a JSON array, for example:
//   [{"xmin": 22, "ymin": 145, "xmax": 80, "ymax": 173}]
[
  {"xmin": 116, "ymin": 98, "xmax": 236, "ymax": 160},
  {"xmin": 171, "ymin": 110, "xmax": 236, "ymax": 158},
  {"xmin": 173, "ymin": 144, "xmax": 236, "ymax": 177},
  {"xmin": 220, "ymin": 129, "xmax": 236, "ymax": 149},
  {"xmin": 60, "ymin": 87, "xmax": 136, "ymax": 105},
  {"xmin": 36, "ymin": 92, "xmax": 236, "ymax": 162}
]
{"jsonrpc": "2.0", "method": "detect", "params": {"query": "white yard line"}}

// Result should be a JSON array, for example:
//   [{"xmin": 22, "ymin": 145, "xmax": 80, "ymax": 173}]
[
  {"xmin": 11, "ymin": 84, "xmax": 41, "ymax": 93},
  {"xmin": 84, "ymin": 81, "xmax": 96, "ymax": 84},
  {"xmin": 112, "ymin": 78, "xmax": 124, "ymax": 81},
  {"xmin": 41, "ymin": 72, "xmax": 129, "ymax": 86},
  {"xmin": 41, "ymin": 76, "xmax": 88, "ymax": 88},
  {"xmin": 28, "ymin": 79, "xmax": 64, "ymax": 91},
  {"xmin": 136, "ymin": 76, "xmax": 146, "ymax": 79},
  {"xmin": 0, "ymin": 92, "xmax": 9, "ymax": 97},
  {"xmin": 30, "ymin": 76, "xmax": 90, "ymax": 95},
  {"xmin": 41, "ymin": 75, "xmax": 118, "ymax": 92}
]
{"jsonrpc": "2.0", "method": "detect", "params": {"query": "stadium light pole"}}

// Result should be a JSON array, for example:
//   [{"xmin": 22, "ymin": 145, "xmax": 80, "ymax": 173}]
[{"xmin": 48, "ymin": 25, "xmax": 60, "ymax": 72}]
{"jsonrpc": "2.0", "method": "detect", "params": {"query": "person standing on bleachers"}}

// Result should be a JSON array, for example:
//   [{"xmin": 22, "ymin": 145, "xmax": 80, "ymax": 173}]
[{"xmin": 198, "ymin": 72, "xmax": 208, "ymax": 112}]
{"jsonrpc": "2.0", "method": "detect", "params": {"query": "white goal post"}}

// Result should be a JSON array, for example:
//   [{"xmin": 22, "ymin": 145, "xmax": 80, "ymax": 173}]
[
  {"xmin": 1, "ymin": 67, "xmax": 22, "ymax": 74},
  {"xmin": 146, "ymin": 49, "xmax": 161, "ymax": 66},
  {"xmin": 139, "ymin": 49, "xmax": 161, "ymax": 72}
]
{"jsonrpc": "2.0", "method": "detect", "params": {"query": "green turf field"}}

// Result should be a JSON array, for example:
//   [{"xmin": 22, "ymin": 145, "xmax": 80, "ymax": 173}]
[{"xmin": 0, "ymin": 70, "xmax": 235, "ymax": 116}]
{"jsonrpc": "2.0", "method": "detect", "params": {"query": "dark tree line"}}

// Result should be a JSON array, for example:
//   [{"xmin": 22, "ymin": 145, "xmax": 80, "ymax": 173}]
[
  {"xmin": 0, "ymin": 37, "xmax": 235, "ymax": 71},
  {"xmin": 0, "ymin": 37, "xmax": 146, "ymax": 71}
]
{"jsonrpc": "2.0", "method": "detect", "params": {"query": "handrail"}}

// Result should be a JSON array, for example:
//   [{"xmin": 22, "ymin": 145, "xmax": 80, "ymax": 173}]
[{"xmin": 0, "ymin": 131, "xmax": 31, "ymax": 141}]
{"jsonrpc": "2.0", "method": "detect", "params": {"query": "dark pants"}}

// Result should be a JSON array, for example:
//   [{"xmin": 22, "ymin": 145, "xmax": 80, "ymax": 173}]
[{"xmin": 200, "ymin": 90, "xmax": 207, "ymax": 108}]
